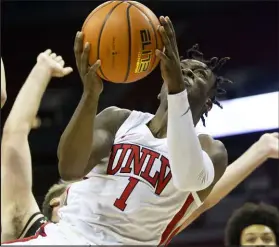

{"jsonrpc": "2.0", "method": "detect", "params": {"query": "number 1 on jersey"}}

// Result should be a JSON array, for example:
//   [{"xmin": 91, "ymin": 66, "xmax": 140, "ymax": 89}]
[{"xmin": 114, "ymin": 177, "xmax": 139, "ymax": 211}]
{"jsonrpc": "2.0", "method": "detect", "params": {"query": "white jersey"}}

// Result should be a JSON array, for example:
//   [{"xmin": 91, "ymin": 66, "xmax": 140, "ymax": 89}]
[{"xmin": 58, "ymin": 110, "xmax": 203, "ymax": 245}]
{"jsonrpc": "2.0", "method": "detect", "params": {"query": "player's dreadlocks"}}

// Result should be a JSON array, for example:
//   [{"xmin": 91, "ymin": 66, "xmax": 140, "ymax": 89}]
[{"xmin": 185, "ymin": 44, "xmax": 232, "ymax": 126}]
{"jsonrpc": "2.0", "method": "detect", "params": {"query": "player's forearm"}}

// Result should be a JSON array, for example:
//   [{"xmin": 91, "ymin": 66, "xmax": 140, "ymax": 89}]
[
  {"xmin": 203, "ymin": 141, "xmax": 268, "ymax": 209},
  {"xmin": 3, "ymin": 63, "xmax": 51, "ymax": 133},
  {"xmin": 58, "ymin": 92, "xmax": 99, "ymax": 180},
  {"xmin": 167, "ymin": 89, "xmax": 215, "ymax": 191}
]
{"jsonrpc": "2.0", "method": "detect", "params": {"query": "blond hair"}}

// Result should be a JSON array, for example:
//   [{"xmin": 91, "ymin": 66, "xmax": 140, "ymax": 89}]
[{"xmin": 42, "ymin": 183, "xmax": 67, "ymax": 220}]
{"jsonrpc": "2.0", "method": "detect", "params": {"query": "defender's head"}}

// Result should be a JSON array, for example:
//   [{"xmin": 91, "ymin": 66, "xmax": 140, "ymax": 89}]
[
  {"xmin": 225, "ymin": 203, "xmax": 279, "ymax": 246},
  {"xmin": 158, "ymin": 44, "xmax": 232, "ymax": 126},
  {"xmin": 42, "ymin": 183, "xmax": 68, "ymax": 223}
]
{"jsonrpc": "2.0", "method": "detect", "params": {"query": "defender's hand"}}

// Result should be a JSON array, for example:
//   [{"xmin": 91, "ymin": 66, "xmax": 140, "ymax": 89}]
[
  {"xmin": 156, "ymin": 16, "xmax": 185, "ymax": 94},
  {"xmin": 257, "ymin": 132, "xmax": 279, "ymax": 159},
  {"xmin": 74, "ymin": 31, "xmax": 103, "ymax": 97},
  {"xmin": 37, "ymin": 50, "xmax": 73, "ymax": 78}
]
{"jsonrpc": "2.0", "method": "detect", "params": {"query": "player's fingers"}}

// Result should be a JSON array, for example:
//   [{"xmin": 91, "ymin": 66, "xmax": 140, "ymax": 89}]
[
  {"xmin": 165, "ymin": 17, "xmax": 176, "ymax": 38},
  {"xmin": 158, "ymin": 26, "xmax": 174, "ymax": 59},
  {"xmin": 160, "ymin": 16, "xmax": 173, "ymax": 40},
  {"xmin": 165, "ymin": 16, "xmax": 179, "ymax": 55},
  {"xmin": 62, "ymin": 67, "xmax": 73, "ymax": 76},
  {"xmin": 271, "ymin": 132, "xmax": 279, "ymax": 138},
  {"xmin": 74, "ymin": 31, "xmax": 84, "ymax": 64},
  {"xmin": 59, "ymin": 59, "xmax": 65, "ymax": 67},
  {"xmin": 44, "ymin": 49, "xmax": 52, "ymax": 55},
  {"xmin": 155, "ymin": 49, "xmax": 168, "ymax": 62},
  {"xmin": 81, "ymin": 42, "xmax": 90, "ymax": 75},
  {"xmin": 55, "ymin": 55, "xmax": 63, "ymax": 62},
  {"xmin": 50, "ymin": 53, "xmax": 57, "ymax": 59},
  {"xmin": 88, "ymin": 60, "xmax": 101, "ymax": 74}
]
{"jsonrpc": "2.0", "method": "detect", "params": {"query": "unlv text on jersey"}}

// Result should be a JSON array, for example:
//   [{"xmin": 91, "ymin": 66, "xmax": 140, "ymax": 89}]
[{"xmin": 107, "ymin": 143, "xmax": 172, "ymax": 211}]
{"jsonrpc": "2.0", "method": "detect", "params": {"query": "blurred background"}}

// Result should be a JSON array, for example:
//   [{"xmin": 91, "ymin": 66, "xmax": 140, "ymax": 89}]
[{"xmin": 1, "ymin": 0, "xmax": 279, "ymax": 245}]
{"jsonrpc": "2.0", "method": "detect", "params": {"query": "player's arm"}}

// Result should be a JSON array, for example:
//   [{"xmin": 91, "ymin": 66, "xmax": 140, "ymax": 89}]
[
  {"xmin": 157, "ymin": 17, "xmax": 216, "ymax": 191},
  {"xmin": 58, "ymin": 105, "xmax": 131, "ymax": 181},
  {"xmin": 200, "ymin": 132, "xmax": 279, "ymax": 210},
  {"xmin": 195, "ymin": 134, "xmax": 228, "ymax": 202},
  {"xmin": 1, "ymin": 57, "xmax": 7, "ymax": 108},
  {"xmin": 1, "ymin": 50, "xmax": 72, "ymax": 242},
  {"xmin": 176, "ymin": 132, "xmax": 279, "ymax": 234},
  {"xmin": 58, "ymin": 32, "xmax": 131, "ymax": 181}
]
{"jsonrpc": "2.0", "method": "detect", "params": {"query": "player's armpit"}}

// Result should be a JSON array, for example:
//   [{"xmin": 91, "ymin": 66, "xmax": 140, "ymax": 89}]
[
  {"xmin": 1, "ymin": 133, "xmax": 41, "ymax": 242},
  {"xmin": 59, "ymin": 106, "xmax": 131, "ymax": 181},
  {"xmin": 196, "ymin": 135, "xmax": 228, "ymax": 202},
  {"xmin": 1, "ymin": 194, "xmax": 40, "ymax": 243}
]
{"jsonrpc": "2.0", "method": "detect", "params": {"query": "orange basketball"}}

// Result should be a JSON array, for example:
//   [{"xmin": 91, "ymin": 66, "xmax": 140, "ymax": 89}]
[{"xmin": 82, "ymin": 1, "xmax": 163, "ymax": 83}]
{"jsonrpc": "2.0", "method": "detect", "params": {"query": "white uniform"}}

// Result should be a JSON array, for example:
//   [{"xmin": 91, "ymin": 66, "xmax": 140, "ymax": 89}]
[{"xmin": 4, "ymin": 110, "xmax": 203, "ymax": 246}]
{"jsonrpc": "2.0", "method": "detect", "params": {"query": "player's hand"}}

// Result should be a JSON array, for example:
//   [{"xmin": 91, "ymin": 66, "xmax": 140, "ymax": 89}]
[
  {"xmin": 156, "ymin": 16, "xmax": 185, "ymax": 94},
  {"xmin": 37, "ymin": 50, "xmax": 73, "ymax": 78},
  {"xmin": 74, "ymin": 31, "xmax": 103, "ymax": 97},
  {"xmin": 257, "ymin": 132, "xmax": 279, "ymax": 159}
]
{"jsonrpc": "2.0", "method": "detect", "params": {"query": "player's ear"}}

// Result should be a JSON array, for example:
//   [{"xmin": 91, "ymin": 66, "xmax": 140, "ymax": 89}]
[{"xmin": 50, "ymin": 197, "xmax": 61, "ymax": 207}]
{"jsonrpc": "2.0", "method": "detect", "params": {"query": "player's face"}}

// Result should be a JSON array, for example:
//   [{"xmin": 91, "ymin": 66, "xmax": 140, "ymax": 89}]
[
  {"xmin": 50, "ymin": 197, "xmax": 62, "ymax": 223},
  {"xmin": 180, "ymin": 59, "xmax": 216, "ymax": 98},
  {"xmin": 158, "ymin": 59, "xmax": 216, "ymax": 125},
  {"xmin": 181, "ymin": 59, "xmax": 216, "ymax": 124},
  {"xmin": 240, "ymin": 224, "xmax": 277, "ymax": 246},
  {"xmin": 50, "ymin": 191, "xmax": 68, "ymax": 223}
]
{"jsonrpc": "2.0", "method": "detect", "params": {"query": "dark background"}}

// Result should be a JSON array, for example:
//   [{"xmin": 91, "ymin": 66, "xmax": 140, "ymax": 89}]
[{"xmin": 1, "ymin": 1, "xmax": 279, "ymax": 245}]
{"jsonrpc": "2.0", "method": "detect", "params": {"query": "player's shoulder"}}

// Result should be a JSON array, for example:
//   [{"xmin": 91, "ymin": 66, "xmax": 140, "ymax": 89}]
[
  {"xmin": 95, "ymin": 107, "xmax": 131, "ymax": 132},
  {"xmin": 198, "ymin": 134, "xmax": 227, "ymax": 157},
  {"xmin": 98, "ymin": 107, "xmax": 131, "ymax": 124},
  {"xmin": 99, "ymin": 106, "xmax": 131, "ymax": 119},
  {"xmin": 198, "ymin": 134, "xmax": 224, "ymax": 146}
]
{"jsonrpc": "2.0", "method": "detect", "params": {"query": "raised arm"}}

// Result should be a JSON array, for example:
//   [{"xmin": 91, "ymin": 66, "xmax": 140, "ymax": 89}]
[
  {"xmin": 156, "ymin": 16, "xmax": 217, "ymax": 191},
  {"xmin": 57, "ymin": 31, "xmax": 102, "ymax": 181},
  {"xmin": 1, "ymin": 50, "xmax": 72, "ymax": 242},
  {"xmin": 58, "ymin": 31, "xmax": 131, "ymax": 181},
  {"xmin": 202, "ymin": 132, "xmax": 279, "ymax": 209},
  {"xmin": 177, "ymin": 132, "xmax": 279, "ymax": 234}
]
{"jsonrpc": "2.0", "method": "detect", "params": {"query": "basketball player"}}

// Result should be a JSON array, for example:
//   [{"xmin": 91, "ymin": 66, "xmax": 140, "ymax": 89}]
[
  {"xmin": 1, "ymin": 58, "xmax": 7, "ymax": 108},
  {"xmin": 225, "ymin": 203, "xmax": 279, "ymax": 246},
  {"xmin": 1, "ymin": 49, "xmax": 73, "ymax": 242},
  {"xmin": 2, "ymin": 16, "xmax": 277, "ymax": 245},
  {"xmin": 2, "ymin": 16, "xmax": 228, "ymax": 245}
]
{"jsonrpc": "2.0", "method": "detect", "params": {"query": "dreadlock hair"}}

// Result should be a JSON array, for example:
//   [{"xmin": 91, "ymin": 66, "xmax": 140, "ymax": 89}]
[
  {"xmin": 224, "ymin": 202, "xmax": 279, "ymax": 246},
  {"xmin": 184, "ymin": 44, "xmax": 232, "ymax": 126}
]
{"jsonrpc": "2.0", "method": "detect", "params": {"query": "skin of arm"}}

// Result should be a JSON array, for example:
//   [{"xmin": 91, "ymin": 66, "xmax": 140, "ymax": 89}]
[
  {"xmin": 1, "ymin": 50, "xmax": 72, "ymax": 242},
  {"xmin": 177, "ymin": 132, "xmax": 279, "ymax": 234},
  {"xmin": 57, "ymin": 31, "xmax": 131, "ymax": 181}
]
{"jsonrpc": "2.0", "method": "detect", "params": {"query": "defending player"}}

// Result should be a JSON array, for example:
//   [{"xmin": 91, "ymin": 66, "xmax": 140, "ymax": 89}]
[{"xmin": 1, "ymin": 50, "xmax": 73, "ymax": 242}]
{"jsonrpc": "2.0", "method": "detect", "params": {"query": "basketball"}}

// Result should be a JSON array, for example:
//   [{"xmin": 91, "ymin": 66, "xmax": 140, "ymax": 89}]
[{"xmin": 82, "ymin": 1, "xmax": 163, "ymax": 83}]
